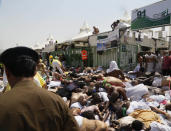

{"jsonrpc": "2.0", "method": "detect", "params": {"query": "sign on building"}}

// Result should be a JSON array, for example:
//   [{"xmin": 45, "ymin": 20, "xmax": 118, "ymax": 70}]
[
  {"xmin": 96, "ymin": 30, "xmax": 119, "ymax": 51},
  {"xmin": 131, "ymin": 0, "xmax": 171, "ymax": 30}
]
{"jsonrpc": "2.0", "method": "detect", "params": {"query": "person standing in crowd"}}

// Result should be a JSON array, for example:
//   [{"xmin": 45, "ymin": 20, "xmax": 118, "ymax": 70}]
[
  {"xmin": 0, "ymin": 47, "xmax": 79, "ymax": 131},
  {"xmin": 144, "ymin": 52, "xmax": 156, "ymax": 74},
  {"xmin": 49, "ymin": 55, "xmax": 64, "ymax": 75},
  {"xmin": 162, "ymin": 50, "xmax": 170, "ymax": 76},
  {"xmin": 49, "ymin": 55, "xmax": 54, "ymax": 70},
  {"xmin": 128, "ymin": 53, "xmax": 144, "ymax": 79},
  {"xmin": 154, "ymin": 51, "xmax": 162, "ymax": 73},
  {"xmin": 52, "ymin": 56, "xmax": 64, "ymax": 74}
]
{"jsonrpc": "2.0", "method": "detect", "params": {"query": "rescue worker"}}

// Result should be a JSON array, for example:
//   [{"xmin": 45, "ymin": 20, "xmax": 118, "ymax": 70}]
[
  {"xmin": 49, "ymin": 55, "xmax": 53, "ymax": 71},
  {"xmin": 49, "ymin": 55, "xmax": 64, "ymax": 75}
]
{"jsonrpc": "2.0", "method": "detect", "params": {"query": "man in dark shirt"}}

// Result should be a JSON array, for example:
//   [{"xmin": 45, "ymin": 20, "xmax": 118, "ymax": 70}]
[{"xmin": 0, "ymin": 47, "xmax": 79, "ymax": 131}]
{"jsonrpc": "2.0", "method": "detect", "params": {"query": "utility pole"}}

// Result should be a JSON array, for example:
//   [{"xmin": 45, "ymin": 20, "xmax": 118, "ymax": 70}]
[{"xmin": 167, "ymin": 36, "xmax": 171, "ymax": 50}]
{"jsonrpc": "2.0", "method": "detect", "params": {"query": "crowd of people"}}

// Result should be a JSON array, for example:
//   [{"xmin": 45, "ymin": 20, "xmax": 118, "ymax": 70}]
[
  {"xmin": 128, "ymin": 50, "xmax": 171, "ymax": 79},
  {"xmin": 0, "ymin": 47, "xmax": 171, "ymax": 131}
]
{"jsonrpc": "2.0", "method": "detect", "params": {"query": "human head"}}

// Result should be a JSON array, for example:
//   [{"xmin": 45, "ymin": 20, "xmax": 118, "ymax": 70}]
[
  {"xmin": 109, "ymin": 90, "xmax": 119, "ymax": 102},
  {"xmin": 92, "ymin": 93, "xmax": 102, "ymax": 104},
  {"xmin": 81, "ymin": 111, "xmax": 95, "ymax": 120},
  {"xmin": 131, "ymin": 80, "xmax": 139, "ymax": 86},
  {"xmin": 163, "ymin": 50, "xmax": 169, "ymax": 56},
  {"xmin": 90, "ymin": 82, "xmax": 95, "ymax": 88},
  {"xmin": 165, "ymin": 103, "xmax": 171, "ymax": 111},
  {"xmin": 39, "ymin": 59, "xmax": 43, "ymax": 63},
  {"xmin": 98, "ymin": 102, "xmax": 105, "ymax": 112},
  {"xmin": 86, "ymin": 87, "xmax": 94, "ymax": 96},
  {"xmin": 54, "ymin": 56, "xmax": 59, "ymax": 59},
  {"xmin": 49, "ymin": 55, "xmax": 53, "ymax": 59},
  {"xmin": 148, "ymin": 52, "xmax": 151, "ymax": 55},
  {"xmin": 131, "ymin": 120, "xmax": 144, "ymax": 131},
  {"xmin": 0, "ymin": 47, "xmax": 39, "ymax": 87},
  {"xmin": 109, "ymin": 61, "xmax": 119, "ymax": 70},
  {"xmin": 78, "ymin": 96, "xmax": 87, "ymax": 106}
]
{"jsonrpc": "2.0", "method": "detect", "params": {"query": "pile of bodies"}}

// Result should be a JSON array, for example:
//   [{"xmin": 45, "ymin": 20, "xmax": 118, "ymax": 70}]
[
  {"xmin": 45, "ymin": 63, "xmax": 171, "ymax": 131},
  {"xmin": 0, "ymin": 59, "xmax": 171, "ymax": 131}
]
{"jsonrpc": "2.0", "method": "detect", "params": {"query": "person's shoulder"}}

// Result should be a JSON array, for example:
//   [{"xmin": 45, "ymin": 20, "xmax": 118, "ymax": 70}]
[{"xmin": 0, "ymin": 91, "xmax": 17, "ymax": 110}]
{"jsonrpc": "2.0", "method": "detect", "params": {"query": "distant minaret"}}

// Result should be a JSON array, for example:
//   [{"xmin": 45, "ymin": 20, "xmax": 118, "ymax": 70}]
[
  {"xmin": 80, "ymin": 21, "xmax": 91, "ymax": 33},
  {"xmin": 122, "ymin": 10, "xmax": 131, "ymax": 24}
]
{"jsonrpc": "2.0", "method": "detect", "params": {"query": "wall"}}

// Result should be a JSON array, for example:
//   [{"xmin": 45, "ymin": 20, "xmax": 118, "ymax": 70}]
[{"xmin": 91, "ymin": 47, "xmax": 118, "ymax": 68}]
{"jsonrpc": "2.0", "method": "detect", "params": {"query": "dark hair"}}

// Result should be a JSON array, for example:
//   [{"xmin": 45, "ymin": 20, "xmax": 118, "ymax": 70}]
[
  {"xmin": 81, "ymin": 111, "xmax": 95, "ymax": 120},
  {"xmin": 165, "ymin": 104, "xmax": 171, "ymax": 111},
  {"xmin": 0, "ymin": 47, "xmax": 39, "ymax": 77},
  {"xmin": 98, "ymin": 103, "xmax": 105, "ymax": 112},
  {"xmin": 109, "ymin": 91, "xmax": 119, "ymax": 102},
  {"xmin": 131, "ymin": 120, "xmax": 144, "ymax": 131},
  {"xmin": 91, "ymin": 93, "xmax": 102, "ymax": 104},
  {"xmin": 87, "ymin": 88, "xmax": 94, "ymax": 96}
]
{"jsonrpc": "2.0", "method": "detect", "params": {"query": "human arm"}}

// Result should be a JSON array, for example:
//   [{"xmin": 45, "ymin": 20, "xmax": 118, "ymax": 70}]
[
  {"xmin": 117, "ymin": 88, "xmax": 128, "ymax": 101},
  {"xmin": 150, "ymin": 106, "xmax": 171, "ymax": 119},
  {"xmin": 95, "ymin": 106, "xmax": 103, "ymax": 121}
]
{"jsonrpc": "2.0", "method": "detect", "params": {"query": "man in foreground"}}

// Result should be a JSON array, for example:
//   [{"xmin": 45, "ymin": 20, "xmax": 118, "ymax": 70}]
[{"xmin": 0, "ymin": 47, "xmax": 79, "ymax": 131}]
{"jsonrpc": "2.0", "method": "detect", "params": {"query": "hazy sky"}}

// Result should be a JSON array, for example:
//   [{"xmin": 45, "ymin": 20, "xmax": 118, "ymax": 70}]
[{"xmin": 0, "ymin": 0, "xmax": 160, "ymax": 49}]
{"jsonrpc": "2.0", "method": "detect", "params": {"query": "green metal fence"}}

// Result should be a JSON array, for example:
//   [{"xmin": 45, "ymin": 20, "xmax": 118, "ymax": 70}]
[
  {"xmin": 52, "ymin": 47, "xmax": 93, "ymax": 67},
  {"xmin": 48, "ymin": 44, "xmax": 138, "ymax": 71},
  {"xmin": 118, "ymin": 44, "xmax": 138, "ymax": 71}
]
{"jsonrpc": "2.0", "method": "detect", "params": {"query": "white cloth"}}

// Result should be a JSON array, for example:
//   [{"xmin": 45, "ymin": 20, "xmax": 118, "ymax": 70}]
[
  {"xmin": 145, "ymin": 101, "xmax": 159, "ymax": 108},
  {"xmin": 123, "ymin": 82, "xmax": 133, "ymax": 88},
  {"xmin": 106, "ymin": 61, "xmax": 119, "ymax": 73},
  {"xmin": 52, "ymin": 60, "xmax": 63, "ymax": 75},
  {"xmin": 149, "ymin": 95, "xmax": 166, "ymax": 103},
  {"xmin": 152, "ymin": 77, "xmax": 162, "ymax": 87},
  {"xmin": 0, "ymin": 80, "xmax": 4, "ymax": 92},
  {"xmin": 165, "ymin": 91, "xmax": 171, "ymax": 101},
  {"xmin": 70, "ymin": 102, "xmax": 83, "ymax": 110},
  {"xmin": 47, "ymin": 81, "xmax": 61, "ymax": 88},
  {"xmin": 118, "ymin": 116, "xmax": 135, "ymax": 127},
  {"xmin": 127, "ymin": 101, "xmax": 151, "ymax": 115},
  {"xmin": 62, "ymin": 97, "xmax": 67, "ymax": 102},
  {"xmin": 98, "ymin": 92, "xmax": 109, "ymax": 102},
  {"xmin": 3, "ymin": 71, "xmax": 8, "ymax": 87},
  {"xmin": 33, "ymin": 78, "xmax": 42, "ymax": 88},
  {"xmin": 150, "ymin": 122, "xmax": 171, "ymax": 131},
  {"xmin": 74, "ymin": 116, "xmax": 84, "ymax": 127},
  {"xmin": 146, "ymin": 62, "xmax": 154, "ymax": 73},
  {"xmin": 125, "ymin": 84, "xmax": 149, "ymax": 101},
  {"xmin": 133, "ymin": 63, "xmax": 140, "ymax": 72}
]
